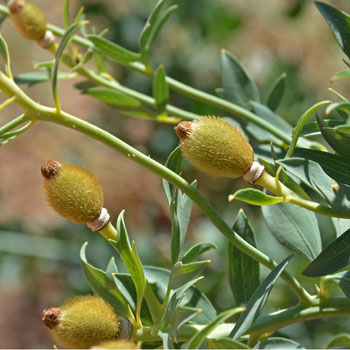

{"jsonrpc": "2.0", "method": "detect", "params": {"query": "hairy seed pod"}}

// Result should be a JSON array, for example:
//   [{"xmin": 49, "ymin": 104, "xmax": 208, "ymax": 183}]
[
  {"xmin": 174, "ymin": 116, "xmax": 254, "ymax": 178},
  {"xmin": 8, "ymin": 0, "xmax": 47, "ymax": 41},
  {"xmin": 42, "ymin": 295, "xmax": 122, "ymax": 349},
  {"xmin": 41, "ymin": 160, "xmax": 104, "ymax": 224},
  {"xmin": 90, "ymin": 340, "xmax": 140, "ymax": 349}
]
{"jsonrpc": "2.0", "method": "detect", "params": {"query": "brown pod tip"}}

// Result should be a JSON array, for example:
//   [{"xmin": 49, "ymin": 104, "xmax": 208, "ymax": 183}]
[
  {"xmin": 174, "ymin": 121, "xmax": 193, "ymax": 140},
  {"xmin": 41, "ymin": 160, "xmax": 62, "ymax": 180},
  {"xmin": 42, "ymin": 307, "xmax": 61, "ymax": 330},
  {"xmin": 8, "ymin": 0, "xmax": 25, "ymax": 13}
]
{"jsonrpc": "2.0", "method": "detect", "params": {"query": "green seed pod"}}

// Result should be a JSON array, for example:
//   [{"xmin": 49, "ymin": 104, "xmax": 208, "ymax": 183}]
[
  {"xmin": 8, "ymin": 0, "xmax": 47, "ymax": 41},
  {"xmin": 42, "ymin": 295, "xmax": 122, "ymax": 349},
  {"xmin": 174, "ymin": 116, "xmax": 254, "ymax": 178},
  {"xmin": 90, "ymin": 340, "xmax": 140, "ymax": 349},
  {"xmin": 41, "ymin": 160, "xmax": 104, "ymax": 224}
]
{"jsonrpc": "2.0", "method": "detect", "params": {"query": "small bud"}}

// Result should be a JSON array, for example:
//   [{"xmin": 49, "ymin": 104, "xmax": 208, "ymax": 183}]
[
  {"xmin": 8, "ymin": 0, "xmax": 47, "ymax": 41},
  {"xmin": 90, "ymin": 340, "xmax": 140, "ymax": 349},
  {"xmin": 42, "ymin": 295, "xmax": 123, "ymax": 349},
  {"xmin": 175, "ymin": 116, "xmax": 254, "ymax": 178},
  {"xmin": 41, "ymin": 160, "xmax": 104, "ymax": 224}
]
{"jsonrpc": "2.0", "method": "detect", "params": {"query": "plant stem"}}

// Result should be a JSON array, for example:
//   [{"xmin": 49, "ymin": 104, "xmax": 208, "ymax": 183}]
[{"xmin": 0, "ymin": 72, "xmax": 315, "ymax": 305}]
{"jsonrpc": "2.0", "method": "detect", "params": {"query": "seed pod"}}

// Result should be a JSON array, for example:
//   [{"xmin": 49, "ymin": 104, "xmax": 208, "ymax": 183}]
[
  {"xmin": 42, "ymin": 295, "xmax": 122, "ymax": 349},
  {"xmin": 8, "ymin": 0, "xmax": 47, "ymax": 41},
  {"xmin": 90, "ymin": 340, "xmax": 140, "ymax": 349},
  {"xmin": 174, "ymin": 116, "xmax": 254, "ymax": 178},
  {"xmin": 41, "ymin": 160, "xmax": 104, "ymax": 224}
]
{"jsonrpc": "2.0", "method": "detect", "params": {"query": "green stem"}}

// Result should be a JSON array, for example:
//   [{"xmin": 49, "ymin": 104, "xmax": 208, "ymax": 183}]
[
  {"xmin": 0, "ymin": 73, "xmax": 314, "ymax": 305},
  {"xmin": 255, "ymin": 171, "xmax": 350, "ymax": 219}
]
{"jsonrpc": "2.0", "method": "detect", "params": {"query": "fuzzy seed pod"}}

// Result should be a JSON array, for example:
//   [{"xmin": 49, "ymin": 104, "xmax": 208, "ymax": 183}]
[
  {"xmin": 42, "ymin": 295, "xmax": 122, "ymax": 349},
  {"xmin": 8, "ymin": 0, "xmax": 47, "ymax": 41},
  {"xmin": 41, "ymin": 160, "xmax": 104, "ymax": 224},
  {"xmin": 174, "ymin": 116, "xmax": 254, "ymax": 178},
  {"xmin": 90, "ymin": 340, "xmax": 140, "ymax": 349}
]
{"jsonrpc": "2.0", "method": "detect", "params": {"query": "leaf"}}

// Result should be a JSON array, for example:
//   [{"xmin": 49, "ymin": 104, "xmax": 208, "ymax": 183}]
[
  {"xmin": 332, "ymin": 217, "xmax": 350, "ymax": 237},
  {"xmin": 228, "ymin": 209, "xmax": 260, "ymax": 305},
  {"xmin": 169, "ymin": 260, "xmax": 210, "ymax": 290},
  {"xmin": 83, "ymin": 87, "xmax": 141, "ymax": 107},
  {"xmin": 262, "ymin": 203, "xmax": 322, "ymax": 260},
  {"xmin": 254, "ymin": 337, "xmax": 305, "ymax": 349},
  {"xmin": 88, "ymin": 34, "xmax": 141, "ymax": 63},
  {"xmin": 315, "ymin": 1, "xmax": 350, "ymax": 57},
  {"xmin": 187, "ymin": 308, "xmax": 245, "ymax": 350},
  {"xmin": 265, "ymin": 73, "xmax": 286, "ymax": 111},
  {"xmin": 317, "ymin": 115, "xmax": 350, "ymax": 158},
  {"xmin": 144, "ymin": 266, "xmax": 169, "ymax": 302},
  {"xmin": 207, "ymin": 338, "xmax": 249, "ymax": 349},
  {"xmin": 171, "ymin": 306, "xmax": 200, "ymax": 340},
  {"xmin": 303, "ymin": 228, "xmax": 350, "ymax": 277},
  {"xmin": 109, "ymin": 211, "xmax": 146, "ymax": 323},
  {"xmin": 327, "ymin": 334, "xmax": 350, "ymax": 349},
  {"xmin": 299, "ymin": 120, "xmax": 344, "ymax": 137},
  {"xmin": 278, "ymin": 157, "xmax": 350, "ymax": 213},
  {"xmin": 162, "ymin": 146, "xmax": 183, "ymax": 204},
  {"xmin": 230, "ymin": 255, "xmax": 293, "ymax": 340},
  {"xmin": 294, "ymin": 148, "xmax": 350, "ymax": 186},
  {"xmin": 332, "ymin": 69, "xmax": 350, "ymax": 82},
  {"xmin": 336, "ymin": 270, "xmax": 350, "ymax": 299},
  {"xmin": 221, "ymin": 50, "xmax": 260, "ymax": 110},
  {"xmin": 63, "ymin": 0, "xmax": 70, "ymax": 29},
  {"xmin": 181, "ymin": 242, "xmax": 217, "ymax": 264},
  {"xmin": 0, "ymin": 34, "xmax": 11, "ymax": 78},
  {"xmin": 80, "ymin": 243, "xmax": 132, "ymax": 318},
  {"xmin": 153, "ymin": 64, "xmax": 169, "ymax": 112},
  {"xmin": 229, "ymin": 188, "xmax": 283, "ymax": 206}
]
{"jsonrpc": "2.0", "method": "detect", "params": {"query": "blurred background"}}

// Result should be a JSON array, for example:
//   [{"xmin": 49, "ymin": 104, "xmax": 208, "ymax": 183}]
[{"xmin": 0, "ymin": 0, "xmax": 349, "ymax": 347}]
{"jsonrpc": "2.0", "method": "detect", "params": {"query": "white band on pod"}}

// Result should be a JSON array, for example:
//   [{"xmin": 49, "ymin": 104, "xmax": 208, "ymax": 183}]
[
  {"xmin": 243, "ymin": 160, "xmax": 265, "ymax": 184},
  {"xmin": 119, "ymin": 317, "xmax": 133, "ymax": 339},
  {"xmin": 87, "ymin": 208, "xmax": 110, "ymax": 232},
  {"xmin": 37, "ymin": 30, "xmax": 55, "ymax": 48}
]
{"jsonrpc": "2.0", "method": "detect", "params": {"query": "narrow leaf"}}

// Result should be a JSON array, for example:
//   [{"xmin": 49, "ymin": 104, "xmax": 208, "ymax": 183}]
[
  {"xmin": 254, "ymin": 337, "xmax": 305, "ymax": 349},
  {"xmin": 229, "ymin": 188, "xmax": 283, "ymax": 206},
  {"xmin": 262, "ymin": 203, "xmax": 322, "ymax": 260},
  {"xmin": 228, "ymin": 209, "xmax": 260, "ymax": 305},
  {"xmin": 335, "ymin": 270, "xmax": 350, "ymax": 299},
  {"xmin": 299, "ymin": 119, "xmax": 344, "ymax": 137},
  {"xmin": 327, "ymin": 334, "xmax": 350, "ymax": 349},
  {"xmin": 207, "ymin": 338, "xmax": 249, "ymax": 349},
  {"xmin": 221, "ymin": 50, "xmax": 260, "ymax": 110},
  {"xmin": 88, "ymin": 34, "xmax": 141, "ymax": 63},
  {"xmin": 187, "ymin": 308, "xmax": 245, "ymax": 350},
  {"xmin": 315, "ymin": 1, "xmax": 350, "ymax": 57},
  {"xmin": 303, "ymin": 228, "xmax": 350, "ymax": 277},
  {"xmin": 153, "ymin": 64, "xmax": 169, "ymax": 112},
  {"xmin": 0, "ymin": 34, "xmax": 12, "ymax": 78},
  {"xmin": 265, "ymin": 73, "xmax": 286, "ymax": 111},
  {"xmin": 331, "ymin": 69, "xmax": 350, "ymax": 82},
  {"xmin": 63, "ymin": 0, "xmax": 70, "ymax": 29},
  {"xmin": 230, "ymin": 255, "xmax": 293, "ymax": 340},
  {"xmin": 181, "ymin": 242, "xmax": 217, "ymax": 264},
  {"xmin": 169, "ymin": 260, "xmax": 209, "ymax": 290}
]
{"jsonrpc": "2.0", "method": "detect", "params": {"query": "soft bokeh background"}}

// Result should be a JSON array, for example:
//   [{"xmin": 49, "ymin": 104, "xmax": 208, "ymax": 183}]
[{"xmin": 0, "ymin": 0, "xmax": 350, "ymax": 348}]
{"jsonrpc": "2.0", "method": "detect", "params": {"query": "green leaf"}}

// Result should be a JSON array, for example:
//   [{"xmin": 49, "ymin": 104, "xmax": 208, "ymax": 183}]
[
  {"xmin": 229, "ymin": 188, "xmax": 283, "ymax": 206},
  {"xmin": 187, "ymin": 308, "xmax": 245, "ymax": 350},
  {"xmin": 207, "ymin": 338, "xmax": 249, "ymax": 349},
  {"xmin": 80, "ymin": 243, "xmax": 132, "ymax": 318},
  {"xmin": 265, "ymin": 73, "xmax": 286, "ymax": 111},
  {"xmin": 221, "ymin": 50, "xmax": 260, "ymax": 110},
  {"xmin": 332, "ymin": 217, "xmax": 350, "ymax": 237},
  {"xmin": 317, "ymin": 115, "xmax": 350, "ymax": 158},
  {"xmin": 63, "ymin": 0, "xmax": 70, "ymax": 29},
  {"xmin": 254, "ymin": 337, "xmax": 305, "ymax": 349},
  {"xmin": 53, "ymin": 21, "xmax": 85, "ymax": 110},
  {"xmin": 332, "ymin": 69, "xmax": 350, "ymax": 82},
  {"xmin": 109, "ymin": 211, "xmax": 146, "ymax": 323},
  {"xmin": 181, "ymin": 242, "xmax": 217, "ymax": 264},
  {"xmin": 170, "ymin": 182, "xmax": 196, "ymax": 265},
  {"xmin": 0, "ymin": 34, "xmax": 11, "ymax": 78},
  {"xmin": 15, "ymin": 71, "xmax": 66, "ymax": 87},
  {"xmin": 171, "ymin": 306, "xmax": 200, "ymax": 340},
  {"xmin": 144, "ymin": 266, "xmax": 169, "ymax": 302},
  {"xmin": 278, "ymin": 157, "xmax": 350, "ymax": 213},
  {"xmin": 228, "ymin": 209, "xmax": 260, "ymax": 305},
  {"xmin": 169, "ymin": 260, "xmax": 210, "ymax": 290},
  {"xmin": 83, "ymin": 87, "xmax": 141, "ymax": 107},
  {"xmin": 88, "ymin": 34, "xmax": 141, "ymax": 63},
  {"xmin": 230, "ymin": 255, "xmax": 293, "ymax": 340},
  {"xmin": 327, "ymin": 334, "xmax": 350, "ymax": 349},
  {"xmin": 162, "ymin": 146, "xmax": 183, "ymax": 206},
  {"xmin": 153, "ymin": 64, "xmax": 169, "ymax": 112},
  {"xmin": 335, "ymin": 270, "xmax": 350, "ymax": 299},
  {"xmin": 262, "ymin": 203, "xmax": 322, "ymax": 260},
  {"xmin": 299, "ymin": 120, "xmax": 344, "ymax": 137},
  {"xmin": 315, "ymin": 2, "xmax": 350, "ymax": 57},
  {"xmin": 303, "ymin": 228, "xmax": 350, "ymax": 277},
  {"xmin": 326, "ymin": 101, "xmax": 350, "ymax": 115},
  {"xmin": 294, "ymin": 148, "xmax": 350, "ymax": 186}
]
